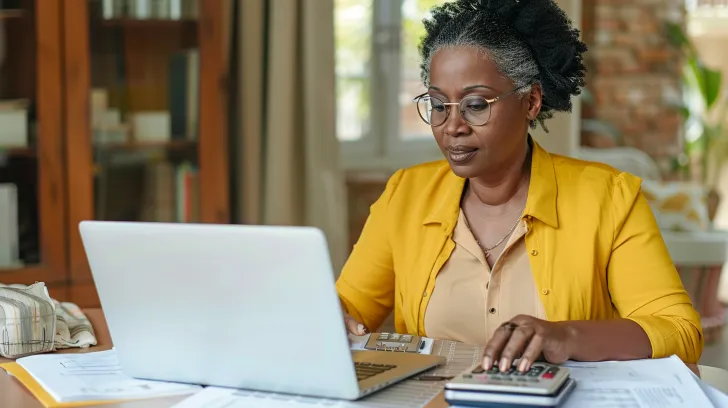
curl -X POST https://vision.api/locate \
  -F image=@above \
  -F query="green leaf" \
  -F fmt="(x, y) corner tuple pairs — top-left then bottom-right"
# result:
(704, 67), (723, 110)
(665, 21), (696, 57)
(667, 101), (691, 119)
(687, 59), (723, 110)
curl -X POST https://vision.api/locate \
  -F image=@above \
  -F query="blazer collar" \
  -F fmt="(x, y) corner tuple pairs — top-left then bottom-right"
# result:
(423, 137), (559, 231)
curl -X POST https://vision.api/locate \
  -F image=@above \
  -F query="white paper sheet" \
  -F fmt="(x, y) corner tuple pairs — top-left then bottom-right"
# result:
(16, 349), (202, 402)
(693, 372), (728, 408)
(171, 387), (350, 408)
(561, 355), (716, 408)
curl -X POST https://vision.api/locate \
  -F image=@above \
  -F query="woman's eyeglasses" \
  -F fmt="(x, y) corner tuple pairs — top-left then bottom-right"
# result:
(413, 84), (530, 127)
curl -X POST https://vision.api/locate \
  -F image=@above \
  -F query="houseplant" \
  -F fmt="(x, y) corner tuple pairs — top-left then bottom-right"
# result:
(666, 21), (727, 220)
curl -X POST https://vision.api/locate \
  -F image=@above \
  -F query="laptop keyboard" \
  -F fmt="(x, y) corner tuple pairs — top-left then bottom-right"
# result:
(355, 362), (397, 381)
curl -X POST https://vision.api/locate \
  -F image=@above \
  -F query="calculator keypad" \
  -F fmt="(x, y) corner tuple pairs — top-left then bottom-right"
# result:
(364, 332), (421, 353)
(471, 364), (560, 382)
(376, 333), (414, 343)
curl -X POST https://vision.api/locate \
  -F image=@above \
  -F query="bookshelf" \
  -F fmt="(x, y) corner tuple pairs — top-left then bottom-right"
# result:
(0, 0), (67, 301)
(0, 0), (231, 307)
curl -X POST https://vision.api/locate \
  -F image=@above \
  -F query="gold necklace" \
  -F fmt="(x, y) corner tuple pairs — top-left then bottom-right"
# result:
(473, 214), (523, 259)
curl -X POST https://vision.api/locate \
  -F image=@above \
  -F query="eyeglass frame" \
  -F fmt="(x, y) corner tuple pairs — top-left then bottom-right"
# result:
(412, 83), (532, 127)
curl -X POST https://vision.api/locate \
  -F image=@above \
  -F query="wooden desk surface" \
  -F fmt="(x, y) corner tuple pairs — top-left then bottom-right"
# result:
(1, 309), (726, 407)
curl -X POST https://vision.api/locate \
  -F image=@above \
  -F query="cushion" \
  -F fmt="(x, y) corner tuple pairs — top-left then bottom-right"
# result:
(640, 180), (710, 232)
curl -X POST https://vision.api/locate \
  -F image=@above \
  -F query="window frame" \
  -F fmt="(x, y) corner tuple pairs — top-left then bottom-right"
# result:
(338, 0), (443, 171)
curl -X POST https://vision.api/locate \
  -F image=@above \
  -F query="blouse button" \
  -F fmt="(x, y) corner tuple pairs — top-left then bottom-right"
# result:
(489, 307), (497, 314)
(530, 249), (538, 256)
(541, 289), (550, 295)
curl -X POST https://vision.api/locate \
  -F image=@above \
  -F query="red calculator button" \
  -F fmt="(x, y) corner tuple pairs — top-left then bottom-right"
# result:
(542, 373), (554, 379)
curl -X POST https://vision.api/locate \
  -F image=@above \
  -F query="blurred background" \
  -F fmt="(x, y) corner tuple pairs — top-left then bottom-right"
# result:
(0, 0), (726, 366)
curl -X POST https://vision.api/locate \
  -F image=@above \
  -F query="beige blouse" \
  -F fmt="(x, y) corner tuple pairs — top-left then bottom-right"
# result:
(424, 209), (547, 345)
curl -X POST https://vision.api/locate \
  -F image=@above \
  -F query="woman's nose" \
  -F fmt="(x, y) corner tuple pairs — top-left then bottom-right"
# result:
(443, 106), (470, 137)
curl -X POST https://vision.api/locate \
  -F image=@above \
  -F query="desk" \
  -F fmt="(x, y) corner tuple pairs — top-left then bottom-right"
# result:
(2, 309), (727, 408)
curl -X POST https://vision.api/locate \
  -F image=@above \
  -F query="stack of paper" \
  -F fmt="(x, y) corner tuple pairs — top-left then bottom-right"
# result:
(170, 354), (728, 408)
(11, 349), (201, 403)
(560, 355), (726, 408)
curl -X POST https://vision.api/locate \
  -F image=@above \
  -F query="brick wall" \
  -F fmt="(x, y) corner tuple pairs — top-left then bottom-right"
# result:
(581, 0), (686, 175)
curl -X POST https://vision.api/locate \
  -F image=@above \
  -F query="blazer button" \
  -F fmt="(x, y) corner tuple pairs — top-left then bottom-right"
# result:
(541, 289), (550, 295)
(530, 249), (538, 256)
(423, 291), (428, 297)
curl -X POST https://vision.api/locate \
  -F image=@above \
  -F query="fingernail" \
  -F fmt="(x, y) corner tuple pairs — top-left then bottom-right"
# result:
(483, 356), (492, 369)
(518, 360), (528, 372)
(357, 324), (365, 335)
(500, 358), (508, 372)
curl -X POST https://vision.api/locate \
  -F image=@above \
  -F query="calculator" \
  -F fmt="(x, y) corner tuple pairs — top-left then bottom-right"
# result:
(444, 362), (576, 407)
(363, 332), (424, 353)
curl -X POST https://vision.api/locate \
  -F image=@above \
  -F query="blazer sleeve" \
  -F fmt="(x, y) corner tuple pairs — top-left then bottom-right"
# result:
(607, 173), (704, 363)
(336, 169), (404, 332)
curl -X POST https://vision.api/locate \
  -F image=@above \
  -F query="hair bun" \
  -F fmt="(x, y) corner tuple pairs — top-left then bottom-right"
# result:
(477, 0), (588, 111)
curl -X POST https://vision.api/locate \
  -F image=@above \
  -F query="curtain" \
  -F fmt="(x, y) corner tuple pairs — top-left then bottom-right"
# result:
(235, 0), (349, 273)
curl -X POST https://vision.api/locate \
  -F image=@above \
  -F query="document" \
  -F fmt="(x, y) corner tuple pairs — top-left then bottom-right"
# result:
(15, 349), (202, 402)
(171, 387), (351, 408)
(561, 355), (717, 408)
(694, 374), (728, 408)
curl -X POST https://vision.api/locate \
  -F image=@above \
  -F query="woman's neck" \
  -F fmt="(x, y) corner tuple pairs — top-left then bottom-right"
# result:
(468, 142), (531, 207)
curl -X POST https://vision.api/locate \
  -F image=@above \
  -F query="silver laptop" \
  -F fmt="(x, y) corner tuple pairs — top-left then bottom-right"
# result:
(78, 221), (445, 400)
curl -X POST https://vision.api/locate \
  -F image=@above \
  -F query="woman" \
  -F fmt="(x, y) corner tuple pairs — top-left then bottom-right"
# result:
(336, 0), (703, 373)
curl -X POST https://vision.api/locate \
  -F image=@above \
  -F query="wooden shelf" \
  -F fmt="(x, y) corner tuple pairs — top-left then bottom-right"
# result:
(0, 265), (66, 287)
(0, 264), (33, 274)
(0, 10), (23, 20)
(0, 147), (36, 157)
(94, 140), (197, 151)
(101, 18), (197, 29)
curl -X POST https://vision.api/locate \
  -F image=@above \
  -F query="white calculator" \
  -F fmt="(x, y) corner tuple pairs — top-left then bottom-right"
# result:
(444, 362), (576, 407)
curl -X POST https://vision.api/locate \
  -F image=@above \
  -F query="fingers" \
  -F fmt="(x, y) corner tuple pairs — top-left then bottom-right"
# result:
(517, 333), (543, 372)
(482, 322), (516, 370)
(499, 324), (535, 372)
(344, 314), (369, 336)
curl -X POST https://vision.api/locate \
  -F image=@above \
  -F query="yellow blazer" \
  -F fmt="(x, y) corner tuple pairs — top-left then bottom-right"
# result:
(337, 140), (703, 363)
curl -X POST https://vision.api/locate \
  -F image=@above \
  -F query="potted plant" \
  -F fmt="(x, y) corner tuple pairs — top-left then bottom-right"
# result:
(666, 21), (727, 221)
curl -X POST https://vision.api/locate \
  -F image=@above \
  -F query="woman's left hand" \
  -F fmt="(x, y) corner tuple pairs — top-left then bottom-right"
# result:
(482, 315), (575, 373)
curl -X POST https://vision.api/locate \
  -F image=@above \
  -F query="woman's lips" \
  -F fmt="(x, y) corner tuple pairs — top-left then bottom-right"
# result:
(446, 146), (478, 163)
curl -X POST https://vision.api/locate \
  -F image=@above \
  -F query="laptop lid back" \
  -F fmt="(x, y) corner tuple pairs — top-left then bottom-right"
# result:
(79, 221), (360, 400)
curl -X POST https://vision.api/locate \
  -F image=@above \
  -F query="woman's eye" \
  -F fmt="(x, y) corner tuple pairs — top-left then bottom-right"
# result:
(431, 103), (446, 112)
(466, 101), (489, 112)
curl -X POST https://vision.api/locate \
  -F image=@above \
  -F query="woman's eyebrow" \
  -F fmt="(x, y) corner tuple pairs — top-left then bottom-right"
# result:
(428, 85), (496, 92)
(463, 84), (496, 91)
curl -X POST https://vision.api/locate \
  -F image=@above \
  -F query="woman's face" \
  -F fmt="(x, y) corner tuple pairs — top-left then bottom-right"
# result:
(427, 46), (541, 179)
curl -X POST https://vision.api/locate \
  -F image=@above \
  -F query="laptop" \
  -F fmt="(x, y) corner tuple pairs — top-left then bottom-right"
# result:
(78, 221), (445, 400)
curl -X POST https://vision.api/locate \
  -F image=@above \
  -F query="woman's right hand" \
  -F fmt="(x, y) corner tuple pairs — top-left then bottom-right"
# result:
(344, 313), (369, 336)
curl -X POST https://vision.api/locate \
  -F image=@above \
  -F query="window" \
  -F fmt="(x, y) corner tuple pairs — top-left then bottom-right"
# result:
(334, 0), (454, 170)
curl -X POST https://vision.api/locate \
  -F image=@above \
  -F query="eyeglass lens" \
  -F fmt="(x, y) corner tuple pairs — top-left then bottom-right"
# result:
(417, 95), (492, 126)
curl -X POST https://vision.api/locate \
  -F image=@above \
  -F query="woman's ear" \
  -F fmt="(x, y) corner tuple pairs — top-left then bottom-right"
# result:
(526, 84), (543, 122)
